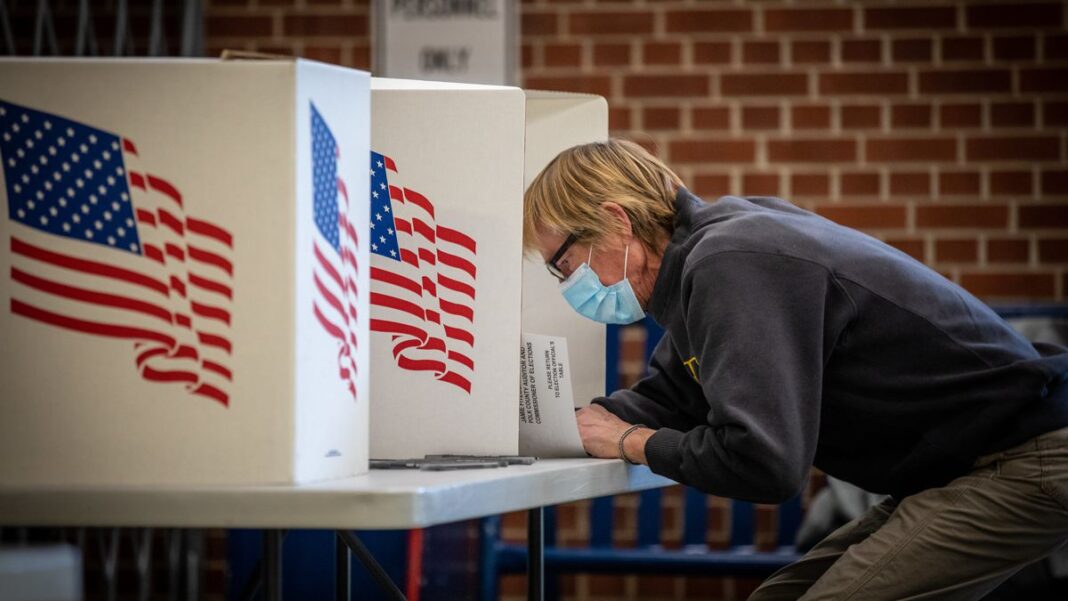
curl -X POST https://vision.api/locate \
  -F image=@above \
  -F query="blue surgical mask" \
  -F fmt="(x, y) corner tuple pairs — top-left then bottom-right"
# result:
(559, 245), (646, 325)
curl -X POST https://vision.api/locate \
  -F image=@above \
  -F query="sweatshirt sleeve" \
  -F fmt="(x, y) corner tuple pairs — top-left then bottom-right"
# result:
(592, 332), (706, 433)
(644, 251), (849, 503)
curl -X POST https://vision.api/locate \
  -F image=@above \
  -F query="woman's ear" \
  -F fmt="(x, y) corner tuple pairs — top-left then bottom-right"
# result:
(600, 201), (634, 245)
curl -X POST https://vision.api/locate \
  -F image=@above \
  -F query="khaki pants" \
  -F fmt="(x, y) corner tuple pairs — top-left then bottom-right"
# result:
(749, 427), (1068, 601)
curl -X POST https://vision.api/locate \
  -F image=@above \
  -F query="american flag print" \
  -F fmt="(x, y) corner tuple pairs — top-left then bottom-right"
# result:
(0, 100), (235, 406)
(369, 151), (478, 393)
(310, 103), (359, 401)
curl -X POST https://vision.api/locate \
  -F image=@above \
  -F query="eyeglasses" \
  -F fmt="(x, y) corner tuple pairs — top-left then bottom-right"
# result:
(545, 233), (579, 281)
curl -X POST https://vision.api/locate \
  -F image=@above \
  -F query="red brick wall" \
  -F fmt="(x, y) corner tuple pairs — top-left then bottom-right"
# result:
(201, 0), (1068, 303)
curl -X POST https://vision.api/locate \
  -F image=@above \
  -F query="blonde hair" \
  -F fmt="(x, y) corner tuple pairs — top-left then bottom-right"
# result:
(523, 139), (683, 254)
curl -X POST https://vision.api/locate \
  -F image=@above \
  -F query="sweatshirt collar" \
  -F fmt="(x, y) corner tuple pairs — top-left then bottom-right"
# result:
(647, 187), (702, 324)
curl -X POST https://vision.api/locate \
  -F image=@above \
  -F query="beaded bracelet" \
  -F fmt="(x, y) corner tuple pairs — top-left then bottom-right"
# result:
(618, 424), (646, 465)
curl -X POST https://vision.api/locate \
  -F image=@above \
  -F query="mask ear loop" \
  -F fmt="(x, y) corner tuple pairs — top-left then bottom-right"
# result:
(587, 245), (593, 265)
(623, 244), (630, 279)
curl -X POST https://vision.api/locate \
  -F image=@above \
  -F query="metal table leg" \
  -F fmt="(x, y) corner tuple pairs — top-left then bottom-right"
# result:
(335, 532), (351, 601)
(262, 529), (284, 601)
(336, 530), (406, 601)
(528, 507), (544, 601)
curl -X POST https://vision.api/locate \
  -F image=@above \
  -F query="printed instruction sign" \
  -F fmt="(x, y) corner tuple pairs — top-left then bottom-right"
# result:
(374, 0), (517, 85)
(519, 333), (586, 457)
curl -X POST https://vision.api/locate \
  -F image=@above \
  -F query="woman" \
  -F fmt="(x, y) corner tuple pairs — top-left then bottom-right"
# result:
(524, 139), (1068, 600)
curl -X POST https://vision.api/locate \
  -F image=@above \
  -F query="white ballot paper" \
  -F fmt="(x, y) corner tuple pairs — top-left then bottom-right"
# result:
(519, 333), (588, 457)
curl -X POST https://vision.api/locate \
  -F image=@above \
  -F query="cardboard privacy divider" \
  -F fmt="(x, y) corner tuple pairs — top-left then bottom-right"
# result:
(521, 90), (608, 409)
(0, 58), (371, 486)
(367, 80), (607, 458)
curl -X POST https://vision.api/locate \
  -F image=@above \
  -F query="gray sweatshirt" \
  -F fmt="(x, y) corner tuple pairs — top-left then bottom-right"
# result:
(594, 189), (1068, 503)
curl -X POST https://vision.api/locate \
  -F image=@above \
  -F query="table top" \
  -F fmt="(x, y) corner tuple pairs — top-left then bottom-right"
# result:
(0, 459), (674, 530)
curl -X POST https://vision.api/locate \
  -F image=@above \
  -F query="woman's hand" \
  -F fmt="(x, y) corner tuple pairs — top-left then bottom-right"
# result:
(576, 404), (652, 464)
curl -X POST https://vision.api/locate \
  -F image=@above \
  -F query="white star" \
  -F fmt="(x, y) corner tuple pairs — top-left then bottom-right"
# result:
(27, 200), (34, 209)
(104, 211), (112, 220)
(369, 169), (375, 176)
(79, 144), (87, 153)
(52, 172), (60, 181)
(66, 188), (74, 197)
(58, 198), (66, 207)
(90, 194), (98, 204)
(57, 137), (65, 146)
(80, 205), (89, 214)
(116, 166), (124, 175)
(372, 243), (378, 252)
(39, 156), (46, 165)
(85, 169), (93, 179)
(34, 130), (42, 139)
(110, 141), (118, 151)
(48, 147), (56, 156)
(375, 213), (382, 221)
(12, 184), (19, 193)
(76, 179), (84, 188)
(125, 218), (133, 227)
(30, 165), (38, 174)
(120, 192), (128, 201)
(1, 107), (7, 116)
(380, 183), (386, 190)
(377, 160), (383, 168)
(106, 176), (115, 186)
(94, 220), (102, 230)
(72, 214), (81, 223)
(97, 185), (106, 195)
(111, 201), (119, 211)
(49, 207), (57, 216)
(40, 216), (47, 225)
(62, 162), (70, 172)
(387, 228), (394, 235)
(62, 223), (70, 232)
(35, 191), (43, 200)
(2, 133), (8, 141)
(383, 206), (390, 213)
(5, 159), (12, 167)
(372, 191), (379, 198)
(16, 209), (24, 218)
(370, 223), (375, 230)
(21, 114), (28, 123)
(71, 153), (79, 163)
(88, 134), (96, 143)
(390, 249), (397, 257)
(43, 121), (50, 130)
(85, 230), (93, 239)
(107, 236), (115, 245)
(16, 148), (24, 158)
(11, 123), (19, 132)
(93, 160), (102, 169)
(118, 227), (125, 236)
(43, 181), (52, 191)
(129, 243), (137, 251)
(102, 151), (110, 160)
(379, 236), (386, 243)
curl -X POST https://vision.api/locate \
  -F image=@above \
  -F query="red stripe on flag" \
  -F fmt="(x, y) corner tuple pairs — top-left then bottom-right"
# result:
(412, 219), (435, 243)
(448, 350), (474, 370)
(122, 138), (139, 155)
(437, 274), (475, 299)
(136, 209), (156, 226)
(370, 267), (421, 297)
(197, 331), (232, 354)
(314, 243), (344, 290)
(189, 273), (232, 299)
(128, 172), (146, 190)
(418, 248), (436, 266)
(169, 276), (186, 297)
(141, 365), (199, 385)
(191, 301), (231, 326)
(400, 249), (419, 267)
(188, 245), (233, 276)
(384, 156), (397, 171)
(11, 237), (168, 297)
(175, 314), (192, 328)
(437, 226), (477, 254)
(443, 325), (474, 346)
(390, 185), (404, 201)
(165, 243), (185, 262)
(404, 190), (435, 218)
(143, 244), (165, 264)
(438, 250), (476, 279)
(314, 303), (347, 342)
(186, 218), (234, 248)
(439, 371), (472, 393)
(314, 274), (348, 323)
(193, 383), (229, 406)
(11, 299), (175, 347)
(439, 299), (474, 322)
(394, 218), (412, 235)
(11, 267), (172, 324)
(158, 209), (185, 236)
(421, 276), (436, 296)
(370, 319), (426, 341)
(395, 352), (446, 376)
(203, 361), (232, 381)
(147, 175), (183, 207)
(370, 292), (425, 321)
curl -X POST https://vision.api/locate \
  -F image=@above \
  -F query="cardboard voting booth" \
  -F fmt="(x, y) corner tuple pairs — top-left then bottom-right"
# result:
(367, 80), (607, 458)
(0, 58), (371, 486)
(368, 78), (526, 458)
(521, 91), (608, 409)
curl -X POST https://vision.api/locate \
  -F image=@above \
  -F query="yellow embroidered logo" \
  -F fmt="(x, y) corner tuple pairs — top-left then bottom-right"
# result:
(683, 356), (700, 383)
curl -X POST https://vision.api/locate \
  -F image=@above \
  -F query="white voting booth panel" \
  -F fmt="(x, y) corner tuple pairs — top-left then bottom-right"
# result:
(0, 58), (371, 486)
(522, 91), (608, 408)
(368, 78), (525, 459)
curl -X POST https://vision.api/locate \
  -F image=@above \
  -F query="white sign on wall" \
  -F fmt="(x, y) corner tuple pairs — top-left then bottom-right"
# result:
(374, 0), (517, 85)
